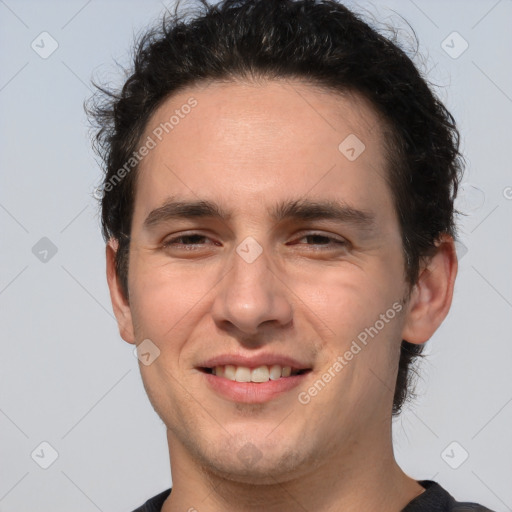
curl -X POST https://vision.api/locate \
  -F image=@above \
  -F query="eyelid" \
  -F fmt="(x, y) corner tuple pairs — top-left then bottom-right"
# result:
(162, 231), (216, 246)
(292, 231), (348, 246)
(295, 230), (346, 241)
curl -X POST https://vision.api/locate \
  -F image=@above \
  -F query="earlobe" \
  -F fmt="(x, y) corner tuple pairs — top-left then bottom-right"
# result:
(106, 239), (136, 344)
(401, 234), (458, 344)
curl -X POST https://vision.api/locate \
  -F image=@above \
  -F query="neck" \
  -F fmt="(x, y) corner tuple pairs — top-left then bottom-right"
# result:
(161, 424), (425, 512)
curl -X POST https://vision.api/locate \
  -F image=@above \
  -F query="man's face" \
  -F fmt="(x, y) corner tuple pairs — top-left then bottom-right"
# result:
(116, 80), (412, 482)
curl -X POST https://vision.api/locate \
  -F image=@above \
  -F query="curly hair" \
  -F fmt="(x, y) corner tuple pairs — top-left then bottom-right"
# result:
(86, 0), (463, 415)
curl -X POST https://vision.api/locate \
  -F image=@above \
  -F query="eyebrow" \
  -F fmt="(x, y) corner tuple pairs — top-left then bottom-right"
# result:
(143, 196), (376, 231)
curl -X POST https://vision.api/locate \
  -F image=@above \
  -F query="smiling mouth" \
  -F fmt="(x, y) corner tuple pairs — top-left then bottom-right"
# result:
(199, 365), (311, 383)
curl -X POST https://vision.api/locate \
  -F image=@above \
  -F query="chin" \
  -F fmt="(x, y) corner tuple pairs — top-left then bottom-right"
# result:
(204, 453), (307, 486)
(184, 428), (311, 484)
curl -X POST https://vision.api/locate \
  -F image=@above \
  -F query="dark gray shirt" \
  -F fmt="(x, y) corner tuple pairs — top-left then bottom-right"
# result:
(130, 480), (495, 511)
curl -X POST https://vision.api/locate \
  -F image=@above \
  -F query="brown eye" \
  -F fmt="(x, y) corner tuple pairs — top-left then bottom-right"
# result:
(162, 232), (221, 251)
(164, 234), (208, 246)
(293, 232), (347, 248)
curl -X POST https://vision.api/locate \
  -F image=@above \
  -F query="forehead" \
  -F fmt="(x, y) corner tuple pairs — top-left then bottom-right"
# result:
(134, 79), (393, 225)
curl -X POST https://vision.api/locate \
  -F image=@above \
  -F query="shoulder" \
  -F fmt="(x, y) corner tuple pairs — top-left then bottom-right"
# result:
(129, 488), (172, 512)
(402, 480), (495, 512)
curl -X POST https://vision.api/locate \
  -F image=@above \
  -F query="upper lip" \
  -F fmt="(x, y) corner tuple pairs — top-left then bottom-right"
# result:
(198, 353), (312, 371)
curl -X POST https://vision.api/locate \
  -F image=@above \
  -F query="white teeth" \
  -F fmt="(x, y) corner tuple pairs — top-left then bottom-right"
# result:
(212, 364), (301, 383)
(224, 365), (236, 380)
(234, 366), (251, 382)
(251, 365), (270, 383)
(269, 364), (282, 380)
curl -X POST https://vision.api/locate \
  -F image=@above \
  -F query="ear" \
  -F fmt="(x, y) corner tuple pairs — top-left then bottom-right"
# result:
(401, 234), (458, 344)
(106, 239), (135, 344)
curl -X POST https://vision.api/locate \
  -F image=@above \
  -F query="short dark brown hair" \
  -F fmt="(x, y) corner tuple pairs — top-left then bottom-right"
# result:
(87, 0), (463, 415)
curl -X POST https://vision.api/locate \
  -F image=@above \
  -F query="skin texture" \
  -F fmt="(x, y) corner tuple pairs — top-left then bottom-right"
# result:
(106, 79), (457, 512)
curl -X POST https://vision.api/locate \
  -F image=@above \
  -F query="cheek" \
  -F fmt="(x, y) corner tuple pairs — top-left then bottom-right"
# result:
(294, 261), (405, 342)
(127, 254), (230, 355)
(127, 257), (200, 343)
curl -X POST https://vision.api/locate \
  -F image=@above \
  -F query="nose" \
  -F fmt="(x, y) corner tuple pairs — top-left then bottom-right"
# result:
(210, 240), (293, 338)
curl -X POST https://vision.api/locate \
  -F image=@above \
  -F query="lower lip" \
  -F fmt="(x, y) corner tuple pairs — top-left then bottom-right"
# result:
(201, 371), (309, 404)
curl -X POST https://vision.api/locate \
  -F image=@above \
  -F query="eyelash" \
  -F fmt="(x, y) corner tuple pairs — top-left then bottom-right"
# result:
(161, 232), (347, 250)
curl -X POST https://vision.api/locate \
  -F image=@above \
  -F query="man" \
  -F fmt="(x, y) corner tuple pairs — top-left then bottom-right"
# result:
(87, 0), (495, 510)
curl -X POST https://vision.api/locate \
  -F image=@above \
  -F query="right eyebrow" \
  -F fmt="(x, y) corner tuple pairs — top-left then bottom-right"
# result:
(143, 197), (231, 229)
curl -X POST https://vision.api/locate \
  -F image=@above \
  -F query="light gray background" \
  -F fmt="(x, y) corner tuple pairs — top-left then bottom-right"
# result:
(1, 0), (511, 511)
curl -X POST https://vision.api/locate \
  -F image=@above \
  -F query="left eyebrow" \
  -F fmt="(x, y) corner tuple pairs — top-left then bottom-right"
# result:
(143, 195), (376, 232)
(269, 197), (376, 231)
